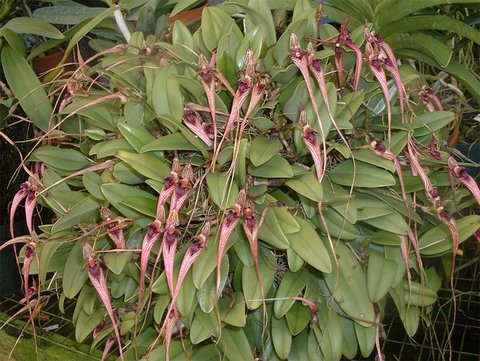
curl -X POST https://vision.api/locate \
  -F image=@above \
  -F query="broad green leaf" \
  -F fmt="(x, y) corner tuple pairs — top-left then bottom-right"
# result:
(274, 270), (307, 318)
(104, 251), (131, 275)
(354, 323), (376, 358)
(0, 28), (26, 56)
(3, 17), (64, 38)
(248, 155), (293, 178)
(242, 249), (276, 309)
(172, 20), (194, 49)
(206, 172), (239, 209)
(176, 270), (197, 318)
(52, 197), (100, 233)
(376, 0), (480, 27)
(340, 317), (358, 360)
(362, 212), (409, 235)
(31, 146), (89, 171)
(352, 150), (395, 172)
(33, 6), (105, 25)
(218, 327), (253, 361)
(151, 66), (183, 121)
(113, 162), (144, 184)
(121, 196), (156, 218)
(287, 248), (305, 272)
(235, 26), (264, 68)
(141, 133), (198, 152)
(330, 160), (396, 188)
(286, 217), (332, 273)
(379, 15), (480, 46)
(1, 45), (53, 131)
(249, 136), (283, 167)
(367, 251), (398, 302)
(75, 307), (104, 343)
(286, 172), (323, 202)
(117, 121), (156, 152)
(271, 205), (301, 235)
(272, 316), (292, 360)
(201, 7), (236, 52)
(285, 302), (311, 336)
(419, 215), (480, 256)
(91, 139), (134, 158)
(258, 207), (290, 250)
(412, 111), (455, 137)
(307, 329), (322, 361)
(190, 307), (218, 344)
(116, 150), (170, 181)
(386, 33), (453, 68)
(101, 183), (157, 219)
(403, 281), (438, 307)
(369, 231), (402, 246)
(220, 291), (246, 327)
(197, 257), (229, 314)
(324, 242), (374, 326)
(313, 208), (359, 240)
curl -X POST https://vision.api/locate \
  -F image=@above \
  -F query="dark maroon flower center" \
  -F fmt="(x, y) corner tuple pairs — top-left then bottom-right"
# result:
(25, 246), (34, 258)
(238, 79), (250, 94)
(457, 168), (470, 181)
(245, 216), (256, 229)
(164, 176), (175, 189)
(374, 142), (386, 153)
(202, 72), (212, 84)
(304, 130), (317, 144)
(292, 48), (303, 59)
(184, 111), (196, 124)
(89, 264), (101, 278)
(311, 58), (322, 72)
(429, 187), (440, 199)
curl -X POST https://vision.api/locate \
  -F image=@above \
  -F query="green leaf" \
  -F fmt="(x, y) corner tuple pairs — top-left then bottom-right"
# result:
(272, 316), (292, 360)
(285, 172), (323, 202)
(235, 26), (264, 68)
(75, 308), (104, 343)
(386, 33), (453, 68)
(172, 20), (195, 49)
(1, 44), (53, 131)
(367, 251), (398, 302)
(249, 136), (283, 167)
(190, 307), (218, 344)
(369, 231), (402, 246)
(220, 291), (246, 327)
(206, 172), (239, 209)
(419, 215), (480, 256)
(352, 150), (395, 172)
(412, 111), (455, 137)
(101, 183), (157, 219)
(330, 160), (396, 188)
(33, 6), (105, 25)
(285, 302), (311, 336)
(324, 242), (374, 327)
(379, 15), (480, 46)
(141, 133), (199, 152)
(313, 208), (360, 241)
(201, 7), (236, 52)
(375, 0), (480, 27)
(197, 257), (229, 314)
(176, 270), (197, 318)
(104, 251), (131, 275)
(274, 270), (307, 318)
(258, 207), (290, 250)
(121, 196), (156, 218)
(117, 121), (156, 152)
(2, 17), (65, 39)
(242, 249), (276, 310)
(354, 323), (376, 358)
(116, 150), (170, 181)
(151, 66), (183, 121)
(248, 155), (293, 178)
(287, 248), (305, 272)
(52, 197), (100, 233)
(286, 217), (332, 273)
(218, 327), (253, 361)
(340, 317), (358, 360)
(31, 146), (89, 171)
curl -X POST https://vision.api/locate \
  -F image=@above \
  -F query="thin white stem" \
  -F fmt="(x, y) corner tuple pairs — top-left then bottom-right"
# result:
(113, 6), (131, 43)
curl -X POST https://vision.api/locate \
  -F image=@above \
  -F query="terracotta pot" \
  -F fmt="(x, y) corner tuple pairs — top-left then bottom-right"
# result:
(169, 2), (207, 25)
(32, 50), (74, 80)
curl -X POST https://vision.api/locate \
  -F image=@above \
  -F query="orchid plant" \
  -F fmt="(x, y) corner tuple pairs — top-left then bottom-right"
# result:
(2, 1), (480, 361)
